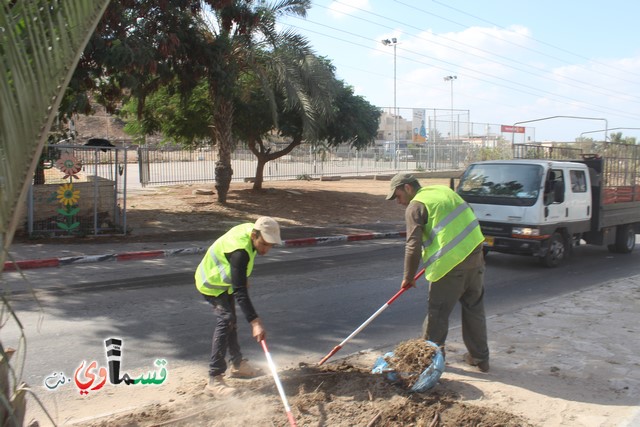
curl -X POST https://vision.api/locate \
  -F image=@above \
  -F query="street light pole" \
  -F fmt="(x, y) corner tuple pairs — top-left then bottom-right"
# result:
(382, 38), (398, 152)
(444, 75), (457, 142)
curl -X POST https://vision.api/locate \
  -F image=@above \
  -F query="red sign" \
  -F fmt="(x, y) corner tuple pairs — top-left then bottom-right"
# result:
(501, 125), (525, 134)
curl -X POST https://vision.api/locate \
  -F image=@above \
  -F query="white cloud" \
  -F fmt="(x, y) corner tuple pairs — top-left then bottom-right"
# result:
(349, 17), (640, 141)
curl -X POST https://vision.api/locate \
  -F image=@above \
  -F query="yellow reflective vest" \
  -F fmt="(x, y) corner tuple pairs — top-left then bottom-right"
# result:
(195, 223), (256, 296)
(412, 185), (484, 282)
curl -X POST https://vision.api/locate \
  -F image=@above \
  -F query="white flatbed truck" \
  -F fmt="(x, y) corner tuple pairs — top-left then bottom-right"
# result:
(456, 143), (640, 267)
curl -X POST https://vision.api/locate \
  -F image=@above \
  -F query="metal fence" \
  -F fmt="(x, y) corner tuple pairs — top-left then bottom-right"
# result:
(23, 140), (594, 237)
(512, 144), (584, 160)
(23, 144), (127, 237)
(137, 142), (485, 187)
(379, 107), (536, 146)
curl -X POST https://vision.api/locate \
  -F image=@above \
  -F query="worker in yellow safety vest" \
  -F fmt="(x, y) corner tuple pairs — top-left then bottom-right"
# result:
(195, 216), (283, 397)
(387, 173), (490, 372)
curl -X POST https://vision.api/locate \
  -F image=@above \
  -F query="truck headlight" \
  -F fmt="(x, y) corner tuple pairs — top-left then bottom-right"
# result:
(512, 227), (540, 237)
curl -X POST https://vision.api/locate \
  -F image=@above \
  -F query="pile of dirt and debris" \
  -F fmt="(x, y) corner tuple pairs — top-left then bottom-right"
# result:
(83, 361), (532, 427)
(382, 339), (439, 389)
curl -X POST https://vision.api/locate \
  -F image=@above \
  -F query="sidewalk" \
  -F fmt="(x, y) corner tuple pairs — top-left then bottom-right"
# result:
(327, 275), (640, 427)
(3, 222), (406, 271)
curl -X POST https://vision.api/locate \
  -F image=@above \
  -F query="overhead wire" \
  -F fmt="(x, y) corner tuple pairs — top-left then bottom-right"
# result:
(274, 0), (640, 131)
(321, 0), (640, 104)
(283, 19), (527, 111)
(428, 0), (640, 83)
(282, 16), (639, 121)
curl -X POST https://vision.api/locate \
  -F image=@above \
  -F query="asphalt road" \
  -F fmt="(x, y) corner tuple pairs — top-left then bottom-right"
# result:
(4, 238), (640, 389)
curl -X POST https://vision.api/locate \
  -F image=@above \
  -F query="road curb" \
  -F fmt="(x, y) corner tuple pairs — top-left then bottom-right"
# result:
(3, 231), (406, 272)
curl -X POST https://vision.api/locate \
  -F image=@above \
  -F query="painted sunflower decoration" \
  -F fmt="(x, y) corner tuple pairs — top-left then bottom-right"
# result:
(54, 151), (82, 232)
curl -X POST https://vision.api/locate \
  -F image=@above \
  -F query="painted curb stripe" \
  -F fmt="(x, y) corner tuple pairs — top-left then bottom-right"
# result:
(284, 238), (319, 247)
(3, 258), (60, 271)
(116, 250), (165, 261)
(3, 232), (406, 271)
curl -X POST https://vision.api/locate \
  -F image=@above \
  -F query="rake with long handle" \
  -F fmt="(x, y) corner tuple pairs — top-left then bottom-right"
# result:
(318, 267), (426, 366)
(260, 339), (297, 427)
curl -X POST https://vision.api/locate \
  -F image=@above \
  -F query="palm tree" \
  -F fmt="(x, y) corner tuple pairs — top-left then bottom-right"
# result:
(1, 2), (111, 424)
(65, 1), (333, 201)
(200, 0), (326, 202)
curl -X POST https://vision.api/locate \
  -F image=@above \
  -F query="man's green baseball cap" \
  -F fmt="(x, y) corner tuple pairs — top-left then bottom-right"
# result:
(386, 173), (418, 200)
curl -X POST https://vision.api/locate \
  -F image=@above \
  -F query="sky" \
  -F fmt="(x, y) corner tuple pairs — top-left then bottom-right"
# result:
(277, 0), (640, 143)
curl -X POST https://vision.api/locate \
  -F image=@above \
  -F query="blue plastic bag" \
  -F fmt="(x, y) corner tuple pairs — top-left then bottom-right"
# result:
(371, 340), (445, 392)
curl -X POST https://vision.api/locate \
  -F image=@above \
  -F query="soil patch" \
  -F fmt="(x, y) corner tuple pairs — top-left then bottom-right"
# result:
(15, 177), (430, 244)
(81, 360), (532, 427)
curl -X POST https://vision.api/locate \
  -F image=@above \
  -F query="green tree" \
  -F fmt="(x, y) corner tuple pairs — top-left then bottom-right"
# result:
(236, 78), (380, 190)
(120, 82), (214, 146)
(198, 0), (322, 202)
(62, 0), (208, 120)
(575, 136), (597, 153)
(609, 132), (637, 145)
(66, 0), (320, 203)
(121, 51), (380, 191)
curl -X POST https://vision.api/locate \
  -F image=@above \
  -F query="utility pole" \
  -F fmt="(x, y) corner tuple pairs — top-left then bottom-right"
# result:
(444, 75), (457, 142)
(382, 38), (398, 153)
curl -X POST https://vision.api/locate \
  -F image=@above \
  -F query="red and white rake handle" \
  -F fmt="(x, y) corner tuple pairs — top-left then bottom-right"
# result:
(318, 267), (426, 366)
(260, 339), (297, 427)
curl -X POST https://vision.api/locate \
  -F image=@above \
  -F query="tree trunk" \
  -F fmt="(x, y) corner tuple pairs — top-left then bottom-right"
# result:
(215, 159), (232, 202)
(248, 136), (304, 191)
(253, 156), (267, 190)
(211, 99), (234, 203)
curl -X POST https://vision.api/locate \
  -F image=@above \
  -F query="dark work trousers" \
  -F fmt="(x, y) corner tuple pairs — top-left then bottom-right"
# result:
(422, 265), (490, 362)
(204, 293), (243, 377)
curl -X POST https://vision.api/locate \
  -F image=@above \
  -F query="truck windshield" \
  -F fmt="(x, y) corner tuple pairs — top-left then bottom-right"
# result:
(457, 163), (543, 206)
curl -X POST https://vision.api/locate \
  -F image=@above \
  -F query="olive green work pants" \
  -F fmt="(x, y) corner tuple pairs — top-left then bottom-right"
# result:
(422, 265), (490, 361)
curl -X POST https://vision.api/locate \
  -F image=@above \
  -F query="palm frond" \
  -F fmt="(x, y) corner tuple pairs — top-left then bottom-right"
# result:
(0, 0), (111, 265)
(266, 0), (310, 19)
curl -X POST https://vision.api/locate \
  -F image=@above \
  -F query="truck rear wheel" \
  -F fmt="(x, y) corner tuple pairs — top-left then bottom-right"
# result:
(608, 224), (636, 254)
(540, 232), (567, 268)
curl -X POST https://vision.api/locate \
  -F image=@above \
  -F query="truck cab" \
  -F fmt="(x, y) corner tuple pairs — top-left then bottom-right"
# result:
(457, 160), (593, 266)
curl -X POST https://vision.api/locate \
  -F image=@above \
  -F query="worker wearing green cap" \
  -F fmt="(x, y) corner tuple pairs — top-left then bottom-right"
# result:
(387, 173), (490, 372)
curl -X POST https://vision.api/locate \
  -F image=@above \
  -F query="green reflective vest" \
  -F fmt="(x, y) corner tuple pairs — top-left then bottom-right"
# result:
(195, 223), (256, 296)
(412, 185), (484, 282)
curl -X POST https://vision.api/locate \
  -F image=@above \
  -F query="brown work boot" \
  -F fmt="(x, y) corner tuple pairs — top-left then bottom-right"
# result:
(463, 353), (490, 372)
(228, 359), (264, 378)
(205, 375), (236, 398)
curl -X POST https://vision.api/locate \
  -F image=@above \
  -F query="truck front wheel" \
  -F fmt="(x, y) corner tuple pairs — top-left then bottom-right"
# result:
(608, 224), (636, 254)
(540, 232), (567, 268)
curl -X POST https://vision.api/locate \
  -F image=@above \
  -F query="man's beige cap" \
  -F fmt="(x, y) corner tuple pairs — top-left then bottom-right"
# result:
(254, 216), (283, 245)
